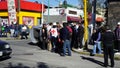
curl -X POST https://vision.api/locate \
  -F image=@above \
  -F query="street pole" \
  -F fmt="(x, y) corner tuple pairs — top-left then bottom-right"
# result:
(63, 0), (67, 22)
(47, 0), (50, 23)
(41, 0), (44, 25)
(18, 0), (20, 24)
(92, 0), (96, 29)
(18, 0), (20, 12)
(83, 0), (88, 50)
(104, 0), (108, 26)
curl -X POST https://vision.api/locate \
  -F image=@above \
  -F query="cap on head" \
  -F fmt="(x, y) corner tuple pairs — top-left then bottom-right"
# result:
(53, 23), (56, 25)
(117, 22), (120, 25)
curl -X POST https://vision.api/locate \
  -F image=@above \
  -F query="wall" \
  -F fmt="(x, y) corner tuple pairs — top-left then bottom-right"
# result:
(108, 2), (120, 30)
(0, 11), (41, 28)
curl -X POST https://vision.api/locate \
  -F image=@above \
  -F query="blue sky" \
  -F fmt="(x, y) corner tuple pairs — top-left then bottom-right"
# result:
(29, 0), (82, 7)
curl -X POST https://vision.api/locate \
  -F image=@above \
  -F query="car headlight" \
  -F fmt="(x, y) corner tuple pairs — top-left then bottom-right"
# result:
(0, 51), (3, 56)
(5, 44), (10, 48)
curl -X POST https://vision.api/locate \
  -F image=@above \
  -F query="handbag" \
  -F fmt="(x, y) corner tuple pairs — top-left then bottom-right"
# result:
(89, 38), (94, 45)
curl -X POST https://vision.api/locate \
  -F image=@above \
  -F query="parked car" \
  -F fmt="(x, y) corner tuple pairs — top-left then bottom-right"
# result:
(0, 40), (12, 59)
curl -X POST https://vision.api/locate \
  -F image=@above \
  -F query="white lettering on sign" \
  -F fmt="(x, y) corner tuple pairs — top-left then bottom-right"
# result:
(7, 0), (17, 24)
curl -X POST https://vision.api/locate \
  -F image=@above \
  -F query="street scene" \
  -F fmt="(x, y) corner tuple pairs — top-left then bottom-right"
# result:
(0, 0), (120, 68)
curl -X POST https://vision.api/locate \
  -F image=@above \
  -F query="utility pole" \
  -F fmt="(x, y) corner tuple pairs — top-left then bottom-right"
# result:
(47, 0), (50, 23)
(83, 0), (88, 50)
(18, 0), (20, 12)
(41, 0), (44, 25)
(63, 0), (67, 22)
(18, 0), (20, 24)
(104, 0), (108, 26)
(92, 0), (96, 29)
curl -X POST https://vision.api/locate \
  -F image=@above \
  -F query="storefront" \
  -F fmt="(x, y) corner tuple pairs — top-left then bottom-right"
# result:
(0, 0), (44, 28)
(44, 7), (83, 23)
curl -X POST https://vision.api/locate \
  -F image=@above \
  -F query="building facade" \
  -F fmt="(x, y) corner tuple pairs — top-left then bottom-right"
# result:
(0, 0), (44, 28)
(44, 7), (83, 23)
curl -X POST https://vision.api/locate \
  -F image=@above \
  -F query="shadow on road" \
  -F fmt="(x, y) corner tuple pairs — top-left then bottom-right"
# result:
(5, 62), (30, 68)
(80, 56), (104, 67)
(37, 62), (49, 68)
(28, 42), (42, 49)
(0, 56), (11, 61)
(28, 42), (37, 46)
(4, 62), (50, 68)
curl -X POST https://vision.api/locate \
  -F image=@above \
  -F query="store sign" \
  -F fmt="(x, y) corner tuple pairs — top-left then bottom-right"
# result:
(7, 0), (17, 24)
(59, 9), (65, 15)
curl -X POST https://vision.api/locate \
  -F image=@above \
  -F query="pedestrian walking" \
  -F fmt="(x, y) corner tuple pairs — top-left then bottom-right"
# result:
(91, 28), (102, 56)
(102, 26), (115, 67)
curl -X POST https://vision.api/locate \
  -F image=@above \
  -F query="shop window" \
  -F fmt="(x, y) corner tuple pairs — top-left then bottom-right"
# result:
(37, 18), (41, 25)
(23, 16), (34, 26)
(69, 10), (77, 15)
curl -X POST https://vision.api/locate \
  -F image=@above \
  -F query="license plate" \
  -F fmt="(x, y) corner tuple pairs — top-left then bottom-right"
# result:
(0, 51), (3, 56)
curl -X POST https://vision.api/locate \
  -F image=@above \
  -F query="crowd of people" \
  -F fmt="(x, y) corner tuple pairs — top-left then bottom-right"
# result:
(0, 22), (29, 39)
(38, 21), (120, 67)
(39, 22), (85, 56)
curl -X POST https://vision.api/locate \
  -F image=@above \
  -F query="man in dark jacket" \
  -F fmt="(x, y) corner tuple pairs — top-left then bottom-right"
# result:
(41, 24), (48, 50)
(114, 22), (120, 52)
(102, 26), (115, 67)
(60, 23), (71, 56)
(77, 23), (84, 49)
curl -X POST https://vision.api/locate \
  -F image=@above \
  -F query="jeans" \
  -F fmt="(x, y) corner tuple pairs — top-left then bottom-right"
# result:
(10, 29), (15, 37)
(51, 36), (57, 52)
(92, 41), (102, 54)
(63, 40), (71, 56)
(117, 40), (120, 52)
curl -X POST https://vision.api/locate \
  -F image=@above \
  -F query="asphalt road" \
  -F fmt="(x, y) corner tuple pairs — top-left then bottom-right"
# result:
(0, 39), (120, 68)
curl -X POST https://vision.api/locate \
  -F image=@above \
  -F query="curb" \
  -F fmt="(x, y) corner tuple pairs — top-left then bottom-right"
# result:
(0, 37), (21, 40)
(72, 48), (120, 60)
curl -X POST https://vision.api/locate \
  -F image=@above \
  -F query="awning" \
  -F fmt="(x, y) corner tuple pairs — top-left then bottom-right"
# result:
(67, 16), (82, 22)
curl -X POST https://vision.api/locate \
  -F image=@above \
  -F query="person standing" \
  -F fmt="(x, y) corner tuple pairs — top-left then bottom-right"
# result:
(9, 22), (15, 38)
(41, 24), (48, 50)
(14, 23), (20, 38)
(77, 23), (84, 50)
(91, 28), (102, 55)
(102, 26), (115, 67)
(20, 24), (29, 39)
(71, 23), (77, 49)
(114, 22), (120, 52)
(60, 23), (71, 56)
(47, 23), (53, 51)
(49, 23), (58, 52)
